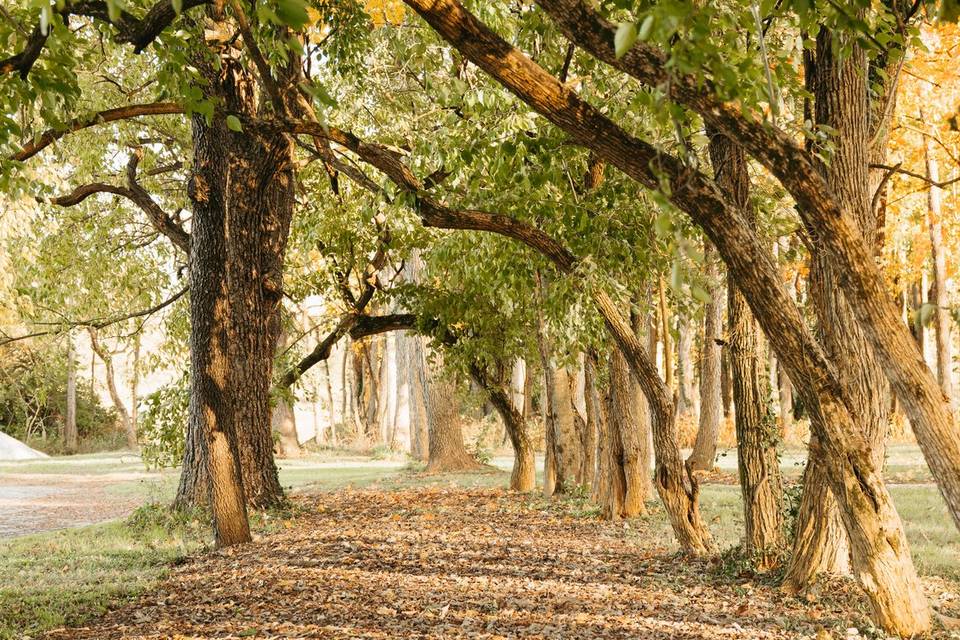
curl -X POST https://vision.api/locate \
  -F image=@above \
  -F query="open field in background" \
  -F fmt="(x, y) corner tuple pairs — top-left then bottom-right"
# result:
(0, 445), (956, 639)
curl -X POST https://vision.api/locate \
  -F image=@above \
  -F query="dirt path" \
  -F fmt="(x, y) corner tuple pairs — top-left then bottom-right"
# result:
(0, 473), (145, 538)
(42, 486), (959, 640)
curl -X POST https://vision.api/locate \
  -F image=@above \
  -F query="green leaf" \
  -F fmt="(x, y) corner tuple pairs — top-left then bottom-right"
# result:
(226, 115), (243, 132)
(106, 0), (122, 22)
(637, 15), (655, 41)
(614, 22), (638, 59)
(276, 0), (310, 29)
(171, 0), (183, 14)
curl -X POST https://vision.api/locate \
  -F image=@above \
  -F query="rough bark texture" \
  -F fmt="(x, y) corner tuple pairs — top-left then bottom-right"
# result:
(687, 250), (724, 471)
(176, 109), (250, 546)
(709, 130), (784, 569)
(226, 102), (294, 507)
(399, 0), (929, 630)
(785, 28), (890, 589)
(603, 347), (650, 519)
(423, 358), (483, 473)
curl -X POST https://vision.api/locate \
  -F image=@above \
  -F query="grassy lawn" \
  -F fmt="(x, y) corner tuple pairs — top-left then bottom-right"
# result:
(0, 447), (957, 639)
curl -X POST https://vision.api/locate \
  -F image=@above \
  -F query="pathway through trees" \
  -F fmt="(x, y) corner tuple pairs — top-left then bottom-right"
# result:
(45, 487), (960, 639)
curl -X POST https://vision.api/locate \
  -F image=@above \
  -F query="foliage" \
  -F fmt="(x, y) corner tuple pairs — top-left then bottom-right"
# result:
(0, 341), (116, 450)
(138, 374), (190, 469)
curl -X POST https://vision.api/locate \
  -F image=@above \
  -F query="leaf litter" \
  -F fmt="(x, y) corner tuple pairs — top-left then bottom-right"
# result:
(43, 486), (960, 639)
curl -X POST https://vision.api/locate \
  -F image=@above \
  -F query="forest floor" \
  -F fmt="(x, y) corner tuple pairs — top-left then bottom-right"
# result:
(40, 485), (960, 640)
(1, 446), (958, 639)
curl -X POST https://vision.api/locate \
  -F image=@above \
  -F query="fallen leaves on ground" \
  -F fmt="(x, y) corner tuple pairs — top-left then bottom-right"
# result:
(44, 487), (959, 639)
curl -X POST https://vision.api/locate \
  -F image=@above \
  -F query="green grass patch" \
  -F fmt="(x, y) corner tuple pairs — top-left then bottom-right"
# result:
(0, 505), (207, 640)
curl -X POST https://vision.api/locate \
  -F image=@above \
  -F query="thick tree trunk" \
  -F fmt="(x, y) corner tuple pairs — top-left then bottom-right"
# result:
(64, 332), (78, 454)
(785, 29), (890, 588)
(577, 354), (598, 488)
(551, 366), (581, 490)
(424, 356), (483, 473)
(924, 124), (954, 407)
(224, 90), (292, 510)
(603, 347), (650, 519)
(687, 250), (724, 471)
(708, 131), (784, 568)
(175, 110), (250, 546)
(87, 327), (137, 449)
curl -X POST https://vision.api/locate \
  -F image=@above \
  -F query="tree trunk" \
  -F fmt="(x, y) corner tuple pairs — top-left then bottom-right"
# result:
(224, 100), (292, 511)
(130, 333), (140, 444)
(785, 28), (890, 588)
(424, 355), (482, 473)
(471, 364), (535, 491)
(552, 366), (581, 490)
(272, 397), (300, 459)
(175, 109), (250, 546)
(64, 332), (78, 454)
(687, 249), (724, 471)
(603, 346), (650, 519)
(924, 121), (954, 408)
(708, 131), (784, 569)
(400, 9), (930, 629)
(87, 327), (137, 449)
(677, 315), (698, 421)
(578, 354), (598, 488)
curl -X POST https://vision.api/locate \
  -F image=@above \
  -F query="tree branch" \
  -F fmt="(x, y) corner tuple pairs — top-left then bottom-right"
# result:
(10, 102), (184, 162)
(0, 286), (187, 347)
(0, 0), (210, 78)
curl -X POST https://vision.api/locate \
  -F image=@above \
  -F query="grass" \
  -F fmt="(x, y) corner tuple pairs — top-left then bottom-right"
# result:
(0, 446), (957, 639)
(0, 509), (205, 640)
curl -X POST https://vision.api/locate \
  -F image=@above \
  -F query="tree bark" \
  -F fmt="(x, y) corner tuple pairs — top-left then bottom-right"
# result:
(175, 108), (250, 546)
(709, 130), (784, 569)
(87, 327), (137, 449)
(785, 28), (890, 589)
(687, 249), (724, 471)
(677, 315), (698, 421)
(423, 355), (483, 473)
(923, 121), (954, 408)
(64, 332), (78, 454)
(471, 364), (535, 491)
(603, 346), (650, 519)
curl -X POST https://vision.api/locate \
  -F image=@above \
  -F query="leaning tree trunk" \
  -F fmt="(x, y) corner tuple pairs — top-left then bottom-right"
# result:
(709, 130), (784, 569)
(400, 2), (929, 629)
(784, 28), (890, 589)
(87, 327), (137, 449)
(471, 364), (535, 491)
(175, 108), (250, 546)
(687, 248), (724, 471)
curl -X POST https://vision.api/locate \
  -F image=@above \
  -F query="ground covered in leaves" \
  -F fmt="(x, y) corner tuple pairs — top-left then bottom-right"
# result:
(44, 486), (960, 639)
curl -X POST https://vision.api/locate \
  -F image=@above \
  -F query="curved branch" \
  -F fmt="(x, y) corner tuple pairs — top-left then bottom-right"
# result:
(10, 102), (184, 162)
(43, 150), (190, 255)
(0, 286), (187, 347)
(0, 0), (210, 78)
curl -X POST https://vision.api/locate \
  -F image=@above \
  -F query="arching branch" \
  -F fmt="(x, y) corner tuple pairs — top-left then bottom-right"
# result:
(10, 102), (184, 162)
(43, 149), (190, 254)
(0, 0), (210, 78)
